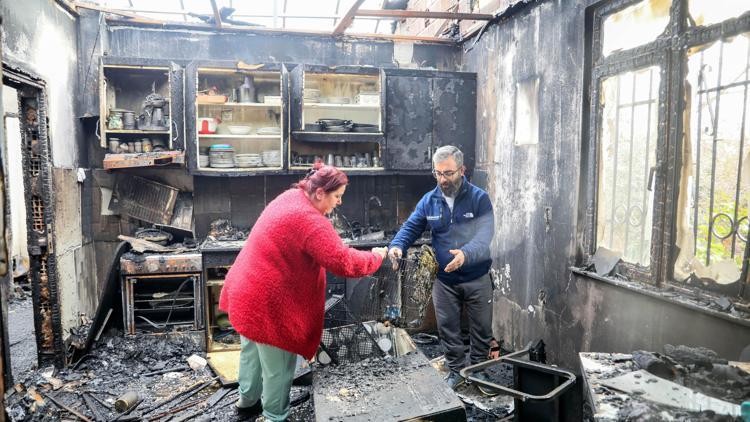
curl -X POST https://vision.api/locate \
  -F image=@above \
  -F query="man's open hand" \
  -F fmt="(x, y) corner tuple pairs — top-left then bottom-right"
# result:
(444, 249), (465, 273)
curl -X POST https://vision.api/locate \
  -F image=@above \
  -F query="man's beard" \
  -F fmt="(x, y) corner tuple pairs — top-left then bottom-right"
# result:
(439, 178), (462, 197)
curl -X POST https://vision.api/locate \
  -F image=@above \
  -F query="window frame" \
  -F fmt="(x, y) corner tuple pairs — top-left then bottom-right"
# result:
(586, 53), (670, 284)
(583, 0), (750, 292)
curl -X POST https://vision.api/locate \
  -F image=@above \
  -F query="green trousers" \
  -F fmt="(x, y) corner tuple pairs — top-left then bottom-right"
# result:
(237, 336), (297, 421)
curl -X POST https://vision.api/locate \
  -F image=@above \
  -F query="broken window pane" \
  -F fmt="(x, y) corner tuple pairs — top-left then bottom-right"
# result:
(688, 0), (750, 27)
(601, 0), (671, 57)
(597, 66), (661, 266)
(674, 33), (750, 285)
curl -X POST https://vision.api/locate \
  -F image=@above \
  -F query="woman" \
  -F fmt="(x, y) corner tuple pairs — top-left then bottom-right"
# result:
(219, 163), (387, 421)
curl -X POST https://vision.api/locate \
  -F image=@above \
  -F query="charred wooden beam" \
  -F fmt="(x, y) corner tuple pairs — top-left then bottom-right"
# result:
(82, 393), (106, 422)
(104, 17), (453, 43)
(45, 394), (94, 422)
(333, 0), (366, 35)
(356, 9), (494, 20)
(209, 0), (222, 28)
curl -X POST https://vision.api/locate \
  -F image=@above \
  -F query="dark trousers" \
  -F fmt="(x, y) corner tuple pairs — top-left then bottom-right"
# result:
(432, 273), (493, 372)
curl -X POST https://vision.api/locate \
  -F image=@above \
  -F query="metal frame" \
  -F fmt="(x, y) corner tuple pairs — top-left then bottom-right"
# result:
(583, 0), (750, 291)
(459, 348), (576, 403)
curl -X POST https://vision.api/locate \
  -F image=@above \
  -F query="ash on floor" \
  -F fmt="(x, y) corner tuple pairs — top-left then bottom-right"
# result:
(411, 333), (515, 421)
(5, 331), (313, 421)
(8, 295), (38, 381)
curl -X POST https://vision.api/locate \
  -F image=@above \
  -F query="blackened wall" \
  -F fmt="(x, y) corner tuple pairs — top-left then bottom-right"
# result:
(193, 175), (435, 239)
(463, 0), (749, 368)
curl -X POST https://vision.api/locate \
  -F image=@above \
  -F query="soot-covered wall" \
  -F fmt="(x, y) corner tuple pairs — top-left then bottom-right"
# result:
(463, 0), (749, 368)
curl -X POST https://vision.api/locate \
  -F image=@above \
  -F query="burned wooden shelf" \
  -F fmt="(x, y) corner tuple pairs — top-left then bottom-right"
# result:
(105, 129), (171, 134)
(103, 150), (185, 169)
(291, 131), (384, 143)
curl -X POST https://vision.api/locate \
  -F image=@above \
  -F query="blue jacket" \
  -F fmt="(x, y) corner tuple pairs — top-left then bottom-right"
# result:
(390, 177), (494, 283)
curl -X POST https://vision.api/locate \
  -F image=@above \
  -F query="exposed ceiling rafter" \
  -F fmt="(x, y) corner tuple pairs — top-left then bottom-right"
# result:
(333, 0), (366, 35)
(209, 0), (223, 28)
(355, 9), (494, 20)
(103, 17), (454, 44)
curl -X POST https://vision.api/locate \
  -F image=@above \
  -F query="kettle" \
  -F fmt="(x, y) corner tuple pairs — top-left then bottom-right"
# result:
(198, 117), (220, 134)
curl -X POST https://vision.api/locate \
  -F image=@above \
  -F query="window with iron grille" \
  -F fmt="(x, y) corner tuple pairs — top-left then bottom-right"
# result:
(586, 0), (750, 294)
(674, 34), (750, 285)
(597, 67), (660, 267)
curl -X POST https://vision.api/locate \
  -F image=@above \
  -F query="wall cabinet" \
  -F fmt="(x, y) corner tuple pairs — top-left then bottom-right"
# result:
(98, 58), (186, 169)
(177, 63), (476, 176)
(290, 65), (386, 172)
(385, 69), (476, 172)
(185, 61), (291, 176)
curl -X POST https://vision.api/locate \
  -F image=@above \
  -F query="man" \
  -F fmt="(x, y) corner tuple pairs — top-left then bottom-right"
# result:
(388, 145), (495, 392)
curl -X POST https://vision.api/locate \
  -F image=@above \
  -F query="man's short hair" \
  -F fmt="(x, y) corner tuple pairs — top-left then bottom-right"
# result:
(432, 145), (464, 168)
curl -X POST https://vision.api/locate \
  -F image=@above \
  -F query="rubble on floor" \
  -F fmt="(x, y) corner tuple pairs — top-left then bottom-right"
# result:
(581, 345), (748, 421)
(412, 334), (515, 421)
(8, 296), (38, 379)
(7, 327), (521, 421)
(5, 331), (313, 421)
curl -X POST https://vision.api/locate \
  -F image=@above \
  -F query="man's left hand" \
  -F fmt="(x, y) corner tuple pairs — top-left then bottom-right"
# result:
(444, 249), (465, 273)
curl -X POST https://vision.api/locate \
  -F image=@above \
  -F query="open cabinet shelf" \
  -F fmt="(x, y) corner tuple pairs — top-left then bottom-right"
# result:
(290, 66), (385, 172)
(194, 67), (285, 173)
(99, 64), (178, 163)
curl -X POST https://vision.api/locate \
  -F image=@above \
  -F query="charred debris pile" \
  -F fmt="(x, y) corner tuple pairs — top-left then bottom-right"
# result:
(5, 332), (312, 421)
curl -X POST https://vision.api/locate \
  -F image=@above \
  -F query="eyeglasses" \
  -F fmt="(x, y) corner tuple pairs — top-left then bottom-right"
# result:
(432, 169), (460, 179)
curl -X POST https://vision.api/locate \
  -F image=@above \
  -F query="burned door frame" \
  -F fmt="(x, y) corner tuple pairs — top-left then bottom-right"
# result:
(580, 0), (750, 293)
(2, 65), (65, 367)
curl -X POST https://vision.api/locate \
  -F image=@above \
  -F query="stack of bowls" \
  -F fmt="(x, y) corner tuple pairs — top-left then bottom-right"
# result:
(235, 153), (263, 168)
(209, 144), (235, 168)
(199, 154), (210, 167)
(257, 126), (281, 135)
(261, 150), (281, 166)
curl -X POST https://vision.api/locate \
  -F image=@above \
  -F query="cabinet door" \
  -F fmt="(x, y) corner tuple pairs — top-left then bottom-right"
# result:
(432, 76), (476, 172)
(386, 75), (433, 170)
(289, 64), (304, 131)
(169, 62), (185, 151)
(184, 61), (199, 170)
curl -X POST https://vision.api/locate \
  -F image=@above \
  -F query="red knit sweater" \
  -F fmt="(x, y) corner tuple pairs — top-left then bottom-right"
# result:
(218, 188), (383, 359)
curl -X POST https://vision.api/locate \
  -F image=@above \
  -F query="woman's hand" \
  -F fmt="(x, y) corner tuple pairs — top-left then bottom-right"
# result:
(388, 247), (402, 270)
(371, 247), (388, 260)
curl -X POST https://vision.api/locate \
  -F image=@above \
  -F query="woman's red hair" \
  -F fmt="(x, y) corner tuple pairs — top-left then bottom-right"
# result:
(294, 161), (348, 194)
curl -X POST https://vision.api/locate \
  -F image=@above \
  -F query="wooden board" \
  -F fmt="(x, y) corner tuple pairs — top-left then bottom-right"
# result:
(207, 350), (240, 386)
(103, 151), (185, 169)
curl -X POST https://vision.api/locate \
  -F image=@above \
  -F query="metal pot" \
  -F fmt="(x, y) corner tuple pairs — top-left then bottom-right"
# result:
(317, 119), (351, 127)
(122, 111), (136, 130)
